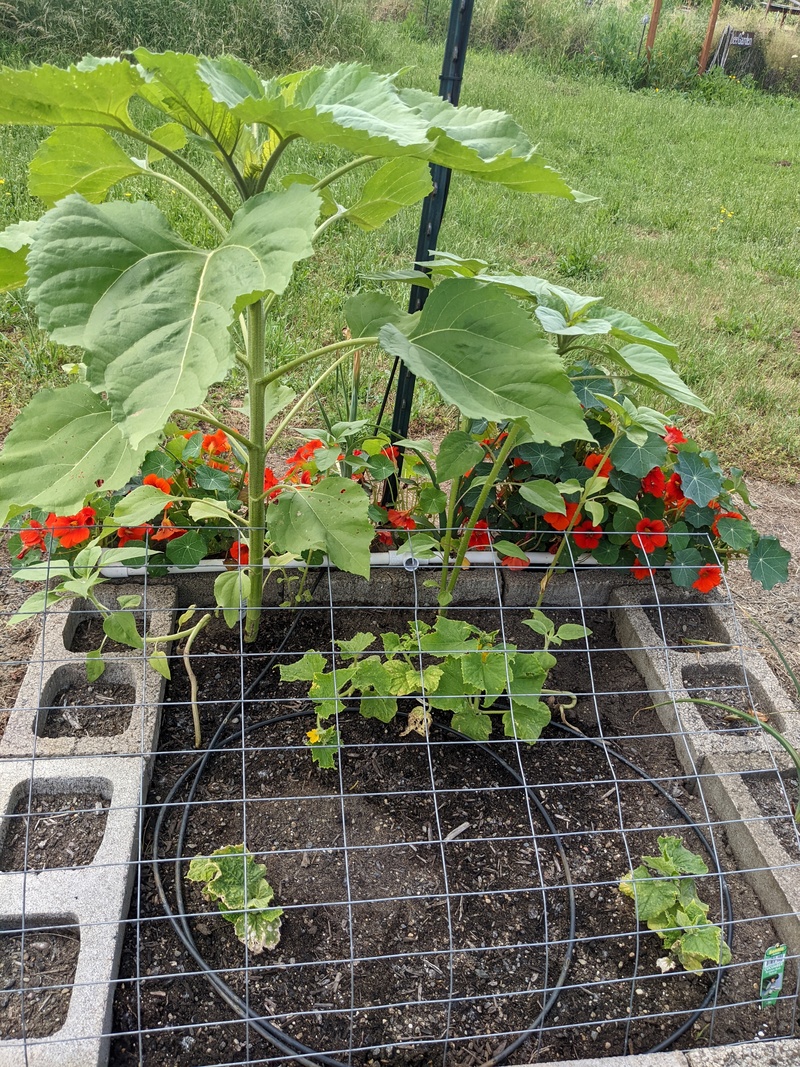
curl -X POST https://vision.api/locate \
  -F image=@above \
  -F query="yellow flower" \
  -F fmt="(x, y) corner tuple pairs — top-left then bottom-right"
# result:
(307, 728), (322, 744)
(0, 178), (4, 184)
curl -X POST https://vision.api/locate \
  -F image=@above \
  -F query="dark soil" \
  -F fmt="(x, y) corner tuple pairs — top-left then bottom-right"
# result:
(70, 612), (146, 654)
(107, 603), (796, 1065)
(0, 926), (80, 1039)
(38, 682), (136, 737)
(0, 791), (109, 872)
(642, 602), (732, 654)
(681, 663), (763, 734)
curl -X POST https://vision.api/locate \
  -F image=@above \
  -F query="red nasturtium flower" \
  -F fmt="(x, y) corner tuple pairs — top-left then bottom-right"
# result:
(229, 541), (249, 565)
(663, 425), (687, 451)
(387, 508), (416, 531)
(17, 520), (47, 559)
(468, 520), (491, 549)
(631, 557), (656, 581)
(117, 525), (153, 547)
(380, 445), (400, 462)
(143, 473), (173, 495)
(501, 554), (529, 569)
(543, 500), (582, 531)
(45, 507), (97, 549)
(631, 517), (668, 555)
(376, 529), (394, 547)
(641, 466), (666, 498)
(202, 429), (230, 455)
(584, 452), (613, 478)
(572, 520), (603, 551)
(693, 565), (722, 593)
(287, 438), (324, 469)
(664, 472), (686, 509)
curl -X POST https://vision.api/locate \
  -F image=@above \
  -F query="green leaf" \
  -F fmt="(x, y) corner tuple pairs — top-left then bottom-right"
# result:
(213, 570), (250, 629)
(398, 87), (581, 198)
(262, 382), (296, 425)
(117, 595), (142, 609)
(435, 430), (486, 483)
(426, 658), (479, 711)
(748, 536), (790, 591)
(103, 611), (144, 649)
(0, 220), (38, 292)
(148, 648), (171, 680)
(113, 485), (173, 526)
(344, 292), (414, 339)
(135, 50), (243, 155)
(676, 923), (730, 973)
(85, 649), (106, 682)
(419, 616), (479, 654)
(536, 305), (611, 336)
(307, 725), (340, 769)
(199, 60), (433, 158)
(555, 623), (591, 643)
(675, 452), (723, 508)
(655, 836), (709, 876)
(146, 121), (188, 164)
(7, 588), (67, 625)
(343, 157), (432, 231)
(188, 499), (237, 525)
(514, 441), (563, 476)
(670, 547), (704, 589)
(503, 700), (551, 742)
(419, 486), (447, 513)
(621, 868), (678, 922)
(596, 305), (677, 360)
(193, 464), (231, 491)
(518, 479), (567, 514)
(279, 651), (326, 683)
(522, 611), (554, 638)
(0, 58), (145, 130)
(337, 632), (376, 657)
(28, 186), (319, 448)
(166, 530), (207, 568)
(141, 451), (177, 480)
(379, 279), (590, 445)
(451, 708), (493, 741)
(612, 433), (668, 479)
(0, 383), (149, 524)
(268, 477), (373, 578)
(606, 491), (641, 516)
(716, 516), (754, 551)
(461, 647), (513, 696)
(30, 127), (142, 206)
(186, 845), (283, 954)
(604, 344), (710, 412)
(492, 539), (529, 561)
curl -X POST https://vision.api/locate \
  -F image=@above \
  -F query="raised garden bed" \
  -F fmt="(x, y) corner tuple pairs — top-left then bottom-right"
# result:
(3, 568), (800, 1067)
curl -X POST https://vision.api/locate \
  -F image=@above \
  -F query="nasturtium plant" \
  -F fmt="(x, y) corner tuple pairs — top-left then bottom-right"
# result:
(280, 610), (590, 767)
(619, 835), (731, 974)
(0, 52), (595, 641)
(186, 844), (283, 954)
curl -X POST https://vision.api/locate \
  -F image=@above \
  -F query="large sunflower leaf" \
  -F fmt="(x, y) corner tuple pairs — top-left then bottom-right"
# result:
(378, 278), (590, 444)
(199, 59), (433, 158)
(134, 50), (242, 155)
(0, 58), (144, 129)
(0, 383), (151, 523)
(268, 477), (373, 578)
(398, 88), (581, 197)
(28, 186), (319, 447)
(0, 220), (37, 292)
(30, 126), (143, 206)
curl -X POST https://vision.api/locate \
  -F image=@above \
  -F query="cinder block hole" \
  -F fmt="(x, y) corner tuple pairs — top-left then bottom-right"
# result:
(36, 681), (137, 738)
(743, 770), (800, 861)
(643, 602), (731, 652)
(682, 663), (764, 732)
(0, 920), (79, 1039)
(0, 779), (111, 871)
(64, 599), (148, 654)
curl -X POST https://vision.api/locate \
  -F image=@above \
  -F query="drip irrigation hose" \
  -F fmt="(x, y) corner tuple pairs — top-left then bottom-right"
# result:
(153, 707), (577, 1065)
(151, 659), (734, 1062)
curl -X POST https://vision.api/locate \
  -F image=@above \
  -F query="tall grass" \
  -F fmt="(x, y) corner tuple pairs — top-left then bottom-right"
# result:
(385, 0), (800, 95)
(0, 0), (375, 70)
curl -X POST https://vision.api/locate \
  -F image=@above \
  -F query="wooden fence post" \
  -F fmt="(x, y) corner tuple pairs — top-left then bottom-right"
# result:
(699, 0), (723, 74)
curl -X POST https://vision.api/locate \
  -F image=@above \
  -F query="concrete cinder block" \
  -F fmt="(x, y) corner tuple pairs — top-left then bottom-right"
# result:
(1, 585), (175, 759)
(0, 755), (149, 1067)
(685, 1037), (800, 1066)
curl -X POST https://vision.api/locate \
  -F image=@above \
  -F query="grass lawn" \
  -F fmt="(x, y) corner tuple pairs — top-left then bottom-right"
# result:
(1, 26), (798, 477)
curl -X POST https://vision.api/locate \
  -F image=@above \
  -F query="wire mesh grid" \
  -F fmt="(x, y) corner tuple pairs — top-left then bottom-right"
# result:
(1, 532), (799, 1066)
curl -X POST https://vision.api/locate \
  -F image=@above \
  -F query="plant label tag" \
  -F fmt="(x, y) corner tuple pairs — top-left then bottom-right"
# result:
(760, 943), (787, 1008)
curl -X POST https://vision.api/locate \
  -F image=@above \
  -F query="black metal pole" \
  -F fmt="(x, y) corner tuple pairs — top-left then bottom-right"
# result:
(382, 0), (474, 505)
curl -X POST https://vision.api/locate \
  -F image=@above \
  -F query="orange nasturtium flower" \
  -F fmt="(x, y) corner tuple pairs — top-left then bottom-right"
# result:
(45, 507), (97, 549)
(693, 565), (722, 593)
(202, 428), (230, 455)
(543, 500), (581, 531)
(631, 518), (667, 555)
(17, 520), (47, 559)
(143, 473), (173, 495)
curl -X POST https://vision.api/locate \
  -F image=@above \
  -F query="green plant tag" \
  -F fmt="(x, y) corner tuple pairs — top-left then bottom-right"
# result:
(760, 944), (786, 1008)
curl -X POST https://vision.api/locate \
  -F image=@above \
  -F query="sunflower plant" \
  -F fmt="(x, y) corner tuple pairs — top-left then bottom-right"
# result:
(0, 51), (603, 641)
